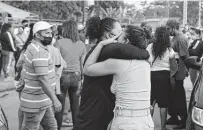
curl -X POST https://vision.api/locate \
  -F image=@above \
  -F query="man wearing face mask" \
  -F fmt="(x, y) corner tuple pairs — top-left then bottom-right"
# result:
(20, 21), (62, 130)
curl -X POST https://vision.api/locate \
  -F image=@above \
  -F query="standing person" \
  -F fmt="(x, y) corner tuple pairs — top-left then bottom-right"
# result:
(141, 22), (153, 45)
(55, 20), (86, 127)
(188, 27), (203, 85)
(56, 25), (63, 40)
(21, 20), (29, 29)
(0, 23), (16, 80)
(20, 21), (62, 130)
(73, 17), (150, 130)
(21, 19), (30, 42)
(166, 19), (189, 129)
(13, 27), (27, 80)
(15, 23), (34, 130)
(147, 26), (175, 130)
(0, 20), (4, 75)
(48, 44), (67, 130)
(83, 25), (154, 130)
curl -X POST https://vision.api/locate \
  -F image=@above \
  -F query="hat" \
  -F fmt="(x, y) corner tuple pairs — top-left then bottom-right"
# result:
(33, 21), (53, 36)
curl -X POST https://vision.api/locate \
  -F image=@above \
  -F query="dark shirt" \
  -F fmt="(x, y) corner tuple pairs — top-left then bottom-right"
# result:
(172, 32), (189, 80)
(0, 31), (16, 52)
(74, 44), (149, 130)
(188, 39), (203, 58)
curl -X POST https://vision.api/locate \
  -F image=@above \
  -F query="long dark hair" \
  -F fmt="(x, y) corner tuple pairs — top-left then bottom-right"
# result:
(152, 26), (171, 59)
(86, 16), (117, 43)
(21, 23), (35, 52)
(62, 20), (80, 43)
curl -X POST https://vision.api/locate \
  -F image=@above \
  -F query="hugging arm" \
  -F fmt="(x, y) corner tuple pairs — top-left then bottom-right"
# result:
(98, 43), (149, 61)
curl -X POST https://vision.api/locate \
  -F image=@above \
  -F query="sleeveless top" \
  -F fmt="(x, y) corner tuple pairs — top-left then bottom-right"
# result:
(111, 60), (151, 110)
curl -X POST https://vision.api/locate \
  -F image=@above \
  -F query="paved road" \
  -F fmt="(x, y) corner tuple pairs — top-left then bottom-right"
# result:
(0, 76), (193, 130)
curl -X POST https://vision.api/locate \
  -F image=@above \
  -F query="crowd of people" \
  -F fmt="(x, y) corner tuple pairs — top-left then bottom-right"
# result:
(0, 16), (202, 130)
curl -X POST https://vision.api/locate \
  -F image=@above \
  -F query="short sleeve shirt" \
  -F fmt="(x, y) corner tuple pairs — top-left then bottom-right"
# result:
(20, 40), (56, 112)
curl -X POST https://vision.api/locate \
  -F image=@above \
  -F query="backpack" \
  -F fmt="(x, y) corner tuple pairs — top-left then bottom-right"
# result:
(0, 105), (9, 130)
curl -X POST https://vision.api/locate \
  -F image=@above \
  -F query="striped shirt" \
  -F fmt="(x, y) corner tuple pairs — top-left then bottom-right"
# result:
(20, 40), (56, 112)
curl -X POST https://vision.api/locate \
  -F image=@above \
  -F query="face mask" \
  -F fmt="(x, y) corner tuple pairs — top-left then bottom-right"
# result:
(40, 36), (53, 46)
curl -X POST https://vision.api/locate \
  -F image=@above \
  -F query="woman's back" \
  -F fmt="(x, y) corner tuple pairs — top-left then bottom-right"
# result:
(56, 38), (86, 72)
(147, 43), (175, 71)
(111, 59), (151, 110)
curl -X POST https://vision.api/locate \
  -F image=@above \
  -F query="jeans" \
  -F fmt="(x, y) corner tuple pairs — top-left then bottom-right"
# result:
(109, 108), (154, 130)
(21, 106), (57, 130)
(2, 50), (13, 78)
(60, 71), (81, 126)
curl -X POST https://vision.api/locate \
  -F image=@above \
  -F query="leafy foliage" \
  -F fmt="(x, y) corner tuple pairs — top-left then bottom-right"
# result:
(142, 1), (203, 26)
(2, 1), (83, 20)
(87, 1), (124, 19)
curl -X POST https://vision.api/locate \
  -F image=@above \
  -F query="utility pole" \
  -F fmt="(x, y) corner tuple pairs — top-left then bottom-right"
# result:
(82, 1), (85, 25)
(198, 0), (201, 27)
(167, 0), (170, 18)
(183, 0), (187, 25)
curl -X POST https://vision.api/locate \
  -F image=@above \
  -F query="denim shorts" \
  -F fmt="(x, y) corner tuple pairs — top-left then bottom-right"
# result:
(109, 108), (154, 130)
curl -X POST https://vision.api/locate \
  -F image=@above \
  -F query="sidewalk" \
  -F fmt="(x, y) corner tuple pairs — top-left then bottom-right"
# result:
(0, 76), (16, 93)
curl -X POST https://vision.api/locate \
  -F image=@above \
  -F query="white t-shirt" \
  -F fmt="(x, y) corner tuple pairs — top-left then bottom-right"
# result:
(147, 43), (175, 71)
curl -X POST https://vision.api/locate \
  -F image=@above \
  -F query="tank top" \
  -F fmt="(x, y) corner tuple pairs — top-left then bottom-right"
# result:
(111, 60), (151, 110)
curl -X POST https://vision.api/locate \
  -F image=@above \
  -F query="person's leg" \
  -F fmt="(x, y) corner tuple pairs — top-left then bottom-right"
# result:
(189, 69), (198, 86)
(1, 50), (8, 78)
(41, 107), (58, 130)
(68, 74), (81, 125)
(6, 51), (14, 75)
(21, 110), (46, 130)
(55, 94), (65, 130)
(167, 81), (179, 125)
(160, 107), (168, 130)
(0, 50), (2, 75)
(150, 99), (156, 116)
(173, 80), (187, 129)
(68, 84), (80, 125)
(1, 51), (6, 77)
(18, 108), (23, 130)
(60, 73), (71, 126)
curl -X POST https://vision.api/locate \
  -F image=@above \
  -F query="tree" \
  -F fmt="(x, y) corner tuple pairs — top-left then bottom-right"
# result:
(2, 1), (83, 20)
(87, 1), (124, 20)
(141, 0), (203, 27)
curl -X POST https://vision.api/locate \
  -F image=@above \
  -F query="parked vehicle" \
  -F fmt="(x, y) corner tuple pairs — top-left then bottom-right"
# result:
(186, 57), (203, 130)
